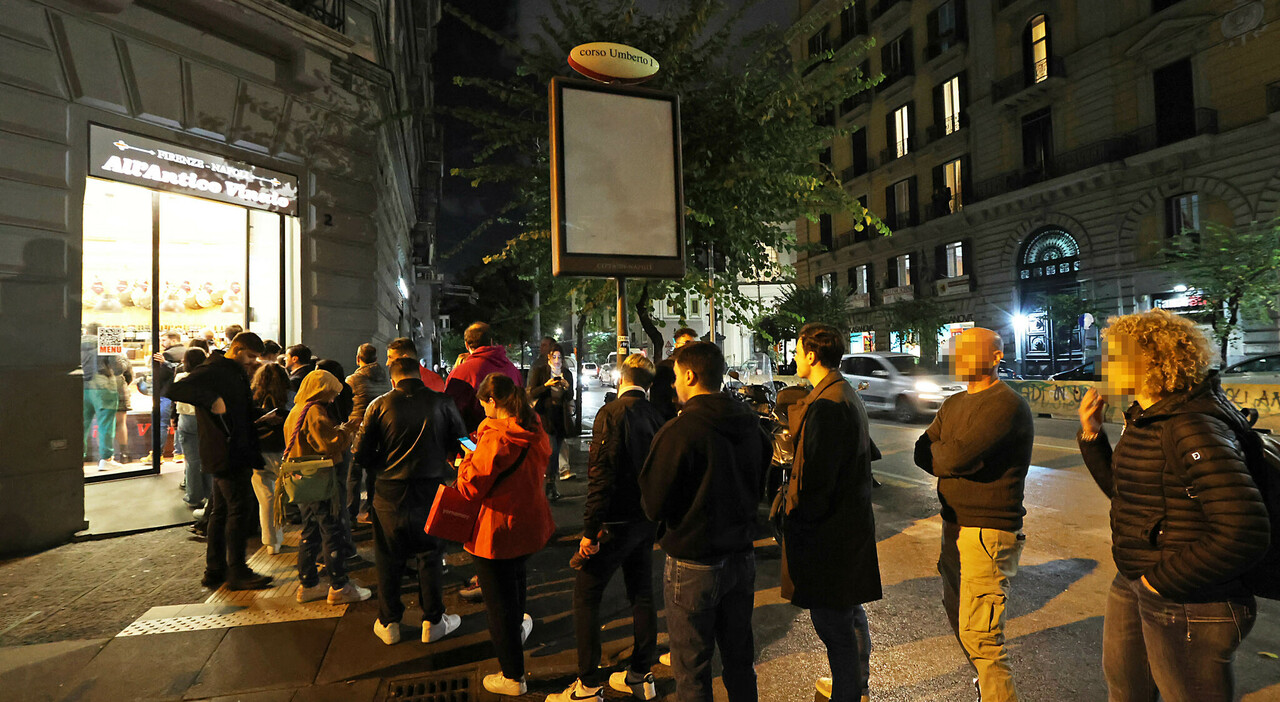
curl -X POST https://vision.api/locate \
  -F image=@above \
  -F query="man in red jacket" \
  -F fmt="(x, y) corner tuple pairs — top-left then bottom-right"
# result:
(445, 322), (525, 431)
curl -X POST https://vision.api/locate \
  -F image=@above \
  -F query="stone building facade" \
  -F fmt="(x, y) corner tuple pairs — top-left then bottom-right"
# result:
(0, 0), (441, 554)
(794, 0), (1280, 375)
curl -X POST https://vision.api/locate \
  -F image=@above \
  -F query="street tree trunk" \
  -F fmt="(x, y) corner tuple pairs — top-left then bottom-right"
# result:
(635, 281), (665, 356)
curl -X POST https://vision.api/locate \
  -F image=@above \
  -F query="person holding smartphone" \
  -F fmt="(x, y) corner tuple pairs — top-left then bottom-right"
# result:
(527, 343), (574, 500)
(356, 356), (468, 646)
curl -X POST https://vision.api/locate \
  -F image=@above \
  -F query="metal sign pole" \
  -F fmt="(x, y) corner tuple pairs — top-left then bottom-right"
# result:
(616, 277), (630, 361)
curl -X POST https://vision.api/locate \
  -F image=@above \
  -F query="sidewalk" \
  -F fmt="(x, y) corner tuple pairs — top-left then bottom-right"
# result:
(2, 438), (683, 702)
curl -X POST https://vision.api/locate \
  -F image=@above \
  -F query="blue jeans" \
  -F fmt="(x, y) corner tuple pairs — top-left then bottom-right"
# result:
(298, 501), (349, 588)
(1103, 573), (1256, 702)
(158, 397), (174, 456)
(811, 605), (871, 701)
(664, 551), (758, 702)
(178, 414), (209, 506)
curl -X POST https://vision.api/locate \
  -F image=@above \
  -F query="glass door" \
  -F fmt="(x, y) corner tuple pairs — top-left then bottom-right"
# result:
(82, 178), (155, 479)
(156, 191), (250, 472)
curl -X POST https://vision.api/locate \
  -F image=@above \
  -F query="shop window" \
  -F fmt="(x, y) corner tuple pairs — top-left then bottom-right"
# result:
(1025, 15), (1050, 84)
(1166, 192), (1200, 240)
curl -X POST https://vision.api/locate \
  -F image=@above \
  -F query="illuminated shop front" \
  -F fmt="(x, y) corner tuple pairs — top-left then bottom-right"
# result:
(81, 126), (300, 481)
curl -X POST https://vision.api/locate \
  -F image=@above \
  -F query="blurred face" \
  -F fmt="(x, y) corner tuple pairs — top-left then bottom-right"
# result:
(951, 328), (1003, 382)
(1102, 334), (1145, 398)
(674, 334), (696, 350)
(549, 350), (562, 367)
(387, 349), (409, 366)
(795, 339), (814, 380)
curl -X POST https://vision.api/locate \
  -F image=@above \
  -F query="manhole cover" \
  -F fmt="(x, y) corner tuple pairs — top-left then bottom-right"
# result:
(385, 673), (471, 702)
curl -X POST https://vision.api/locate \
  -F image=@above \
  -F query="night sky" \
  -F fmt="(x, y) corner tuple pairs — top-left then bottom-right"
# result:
(434, 0), (794, 278)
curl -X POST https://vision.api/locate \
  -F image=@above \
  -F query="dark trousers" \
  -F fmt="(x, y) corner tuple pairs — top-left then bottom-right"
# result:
(574, 521), (658, 685)
(1103, 573), (1256, 702)
(811, 605), (871, 701)
(297, 501), (348, 588)
(348, 460), (376, 518)
(664, 551), (758, 702)
(206, 473), (252, 576)
(474, 554), (530, 680)
(372, 492), (443, 626)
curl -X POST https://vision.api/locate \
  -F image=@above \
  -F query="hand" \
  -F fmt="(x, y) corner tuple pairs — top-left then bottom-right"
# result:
(210, 397), (226, 415)
(152, 352), (165, 364)
(1079, 388), (1105, 436)
(1140, 575), (1160, 595)
(545, 378), (560, 387)
(577, 536), (600, 560)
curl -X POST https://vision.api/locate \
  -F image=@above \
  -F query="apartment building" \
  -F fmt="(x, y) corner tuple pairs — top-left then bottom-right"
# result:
(794, 0), (1280, 375)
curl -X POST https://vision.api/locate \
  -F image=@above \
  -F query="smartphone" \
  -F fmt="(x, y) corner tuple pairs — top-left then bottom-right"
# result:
(459, 436), (477, 452)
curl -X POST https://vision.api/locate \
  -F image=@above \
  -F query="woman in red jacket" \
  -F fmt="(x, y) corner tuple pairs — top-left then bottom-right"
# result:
(457, 372), (555, 696)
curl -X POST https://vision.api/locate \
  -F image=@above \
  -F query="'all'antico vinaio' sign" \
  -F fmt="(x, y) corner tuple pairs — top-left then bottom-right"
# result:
(89, 125), (299, 215)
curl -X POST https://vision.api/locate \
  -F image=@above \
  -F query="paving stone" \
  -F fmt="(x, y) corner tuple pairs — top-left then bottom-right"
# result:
(0, 638), (109, 702)
(288, 678), (378, 702)
(185, 619), (336, 698)
(70, 628), (227, 702)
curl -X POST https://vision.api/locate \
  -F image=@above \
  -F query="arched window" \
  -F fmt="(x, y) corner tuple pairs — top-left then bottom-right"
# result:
(1023, 15), (1050, 84)
(1018, 227), (1079, 281)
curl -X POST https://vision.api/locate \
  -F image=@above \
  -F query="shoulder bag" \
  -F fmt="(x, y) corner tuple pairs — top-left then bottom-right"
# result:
(426, 443), (531, 543)
(277, 401), (337, 504)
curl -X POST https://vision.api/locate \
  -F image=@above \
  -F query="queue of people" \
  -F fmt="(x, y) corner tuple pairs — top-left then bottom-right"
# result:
(153, 310), (1267, 702)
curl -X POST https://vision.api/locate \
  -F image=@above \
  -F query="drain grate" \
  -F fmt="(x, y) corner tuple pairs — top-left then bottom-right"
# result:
(385, 673), (471, 701)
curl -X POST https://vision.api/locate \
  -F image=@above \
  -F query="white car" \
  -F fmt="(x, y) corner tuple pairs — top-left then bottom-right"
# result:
(839, 352), (965, 422)
(582, 362), (598, 380)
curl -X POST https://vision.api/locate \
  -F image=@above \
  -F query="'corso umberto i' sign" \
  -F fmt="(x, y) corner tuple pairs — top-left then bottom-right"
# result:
(89, 125), (299, 215)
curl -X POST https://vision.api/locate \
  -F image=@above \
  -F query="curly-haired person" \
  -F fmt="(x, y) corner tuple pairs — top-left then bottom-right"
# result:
(1077, 309), (1270, 702)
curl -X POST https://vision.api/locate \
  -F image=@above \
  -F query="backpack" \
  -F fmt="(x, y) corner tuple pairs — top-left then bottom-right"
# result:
(1234, 408), (1280, 601)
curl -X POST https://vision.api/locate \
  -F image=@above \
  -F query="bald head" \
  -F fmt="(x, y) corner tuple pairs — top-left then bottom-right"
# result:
(951, 327), (1004, 382)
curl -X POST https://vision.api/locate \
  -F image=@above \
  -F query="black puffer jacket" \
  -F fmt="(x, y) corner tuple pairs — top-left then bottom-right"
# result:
(1078, 372), (1270, 601)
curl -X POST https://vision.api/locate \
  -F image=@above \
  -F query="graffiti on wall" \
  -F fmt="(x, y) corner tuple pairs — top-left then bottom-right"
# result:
(1006, 380), (1280, 432)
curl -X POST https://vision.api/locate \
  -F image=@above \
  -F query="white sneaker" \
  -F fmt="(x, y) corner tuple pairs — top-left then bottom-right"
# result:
(98, 459), (123, 471)
(296, 582), (328, 603)
(609, 670), (657, 700)
(546, 679), (603, 701)
(374, 619), (401, 645)
(327, 582), (372, 605)
(521, 613), (533, 643)
(422, 612), (461, 643)
(483, 672), (527, 696)
(659, 652), (671, 666)
(192, 508), (205, 521)
(559, 469), (575, 480)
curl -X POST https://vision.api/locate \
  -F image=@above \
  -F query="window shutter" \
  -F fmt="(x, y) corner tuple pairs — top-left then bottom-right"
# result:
(934, 243), (947, 280)
(956, 0), (968, 40)
(887, 257), (899, 288)
(867, 261), (876, 302)
(960, 153), (974, 208)
(909, 251), (921, 291)
(1022, 22), (1035, 85)
(931, 163), (945, 217)
(884, 185), (897, 229)
(885, 111), (895, 152)
(907, 176), (919, 226)
(958, 71), (970, 128)
(932, 82), (944, 136)
(905, 99), (916, 148)
(926, 8), (939, 45)
(902, 30), (914, 73)
(963, 237), (975, 286)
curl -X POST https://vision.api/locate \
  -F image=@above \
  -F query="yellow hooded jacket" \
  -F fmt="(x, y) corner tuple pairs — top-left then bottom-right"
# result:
(284, 369), (351, 461)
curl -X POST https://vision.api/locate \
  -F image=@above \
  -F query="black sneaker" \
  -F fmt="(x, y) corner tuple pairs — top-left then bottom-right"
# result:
(226, 570), (273, 590)
(200, 571), (226, 588)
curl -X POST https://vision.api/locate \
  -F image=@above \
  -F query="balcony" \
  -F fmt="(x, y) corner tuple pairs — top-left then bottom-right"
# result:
(971, 111), (1219, 201)
(925, 32), (967, 62)
(992, 56), (1065, 106)
(880, 140), (911, 165)
(842, 159), (876, 183)
(925, 114), (967, 144)
(871, 0), (910, 22)
(277, 0), (346, 31)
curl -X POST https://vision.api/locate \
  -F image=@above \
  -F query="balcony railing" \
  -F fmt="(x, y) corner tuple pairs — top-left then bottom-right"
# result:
(972, 110), (1219, 201)
(926, 114), (966, 143)
(992, 56), (1065, 103)
(871, 0), (908, 20)
(925, 32), (967, 61)
(880, 139), (911, 164)
(277, 0), (346, 31)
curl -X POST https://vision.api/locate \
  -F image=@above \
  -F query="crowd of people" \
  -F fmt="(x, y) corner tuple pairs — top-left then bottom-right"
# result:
(150, 309), (1268, 702)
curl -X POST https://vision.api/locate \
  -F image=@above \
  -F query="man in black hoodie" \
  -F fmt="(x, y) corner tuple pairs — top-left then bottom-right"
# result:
(169, 331), (273, 591)
(640, 342), (770, 702)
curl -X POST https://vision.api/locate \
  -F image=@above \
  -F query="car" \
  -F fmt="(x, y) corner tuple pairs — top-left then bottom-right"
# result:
(582, 361), (599, 380)
(997, 361), (1023, 380)
(598, 362), (617, 387)
(1221, 352), (1280, 381)
(1048, 361), (1099, 382)
(839, 352), (965, 422)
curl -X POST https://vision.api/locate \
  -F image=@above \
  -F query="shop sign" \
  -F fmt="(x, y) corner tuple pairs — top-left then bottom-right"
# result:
(847, 292), (871, 309)
(934, 274), (971, 297)
(882, 285), (914, 304)
(89, 125), (298, 215)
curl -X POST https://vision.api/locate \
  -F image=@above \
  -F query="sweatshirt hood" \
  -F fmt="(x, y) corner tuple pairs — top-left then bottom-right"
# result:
(1133, 371), (1247, 431)
(296, 369), (341, 405)
(681, 392), (762, 441)
(468, 345), (511, 365)
(478, 416), (540, 447)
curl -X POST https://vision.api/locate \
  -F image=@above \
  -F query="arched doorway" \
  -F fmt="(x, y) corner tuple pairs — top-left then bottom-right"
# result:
(1017, 227), (1082, 376)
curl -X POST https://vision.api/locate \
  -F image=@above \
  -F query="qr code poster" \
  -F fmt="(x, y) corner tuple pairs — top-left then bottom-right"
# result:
(97, 327), (123, 355)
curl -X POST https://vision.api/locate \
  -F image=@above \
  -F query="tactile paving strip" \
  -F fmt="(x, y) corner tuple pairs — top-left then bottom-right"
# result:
(116, 601), (346, 636)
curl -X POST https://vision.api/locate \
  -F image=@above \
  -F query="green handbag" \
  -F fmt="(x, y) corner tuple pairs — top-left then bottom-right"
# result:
(278, 402), (336, 505)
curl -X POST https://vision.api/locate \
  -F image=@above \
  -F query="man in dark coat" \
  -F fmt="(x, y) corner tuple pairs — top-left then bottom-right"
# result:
(649, 327), (698, 423)
(169, 331), (272, 591)
(782, 324), (880, 702)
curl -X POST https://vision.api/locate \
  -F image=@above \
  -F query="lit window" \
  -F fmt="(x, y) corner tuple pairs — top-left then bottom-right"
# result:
(945, 241), (964, 277)
(1030, 16), (1049, 83)
(853, 264), (870, 294)
(942, 76), (962, 134)
(1166, 193), (1200, 239)
(894, 105), (911, 157)
(896, 255), (911, 287)
(943, 158), (963, 212)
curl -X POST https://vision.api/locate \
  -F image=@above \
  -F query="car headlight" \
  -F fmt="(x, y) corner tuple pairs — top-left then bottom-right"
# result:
(611, 370), (620, 381)
(915, 380), (941, 393)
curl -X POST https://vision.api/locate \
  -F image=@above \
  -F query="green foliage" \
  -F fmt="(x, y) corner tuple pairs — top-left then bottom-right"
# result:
(445, 0), (881, 349)
(585, 331), (618, 362)
(877, 296), (949, 364)
(1161, 219), (1280, 363)
(755, 283), (852, 347)
(1041, 293), (1102, 337)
